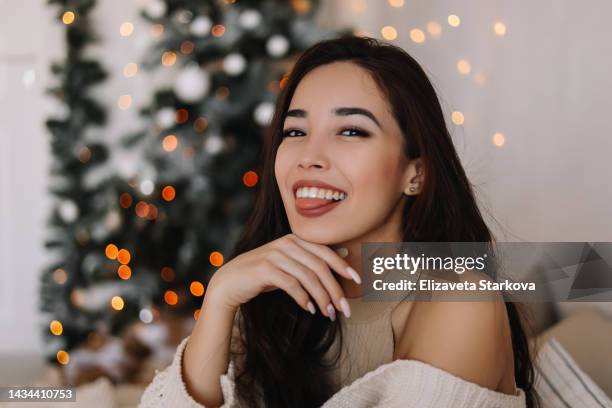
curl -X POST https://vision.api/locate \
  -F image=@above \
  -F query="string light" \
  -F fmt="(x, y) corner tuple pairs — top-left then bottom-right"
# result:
(409, 29), (426, 43)
(56, 350), (70, 365)
(162, 134), (178, 152)
(176, 109), (189, 124)
(117, 249), (131, 264)
(190, 281), (205, 297)
(243, 170), (258, 187)
(161, 266), (175, 282)
(62, 11), (75, 25)
(211, 24), (225, 37)
(151, 24), (164, 37)
(53, 268), (67, 284)
(135, 201), (149, 217)
(494, 22), (507, 36)
(161, 51), (177, 66)
(457, 59), (471, 75)
(50, 320), (63, 336)
(381, 26), (398, 40)
(162, 186), (176, 201)
(164, 290), (178, 305)
(194, 117), (208, 132)
(119, 192), (133, 208)
(78, 147), (91, 163)
(119, 22), (134, 37)
(451, 111), (465, 125)
(426, 21), (442, 37)
(180, 41), (194, 54)
(493, 132), (506, 146)
(105, 244), (119, 260)
(210, 251), (224, 267)
(447, 14), (461, 27)
(123, 63), (138, 77)
(118, 265), (132, 280)
(118, 95), (132, 110)
(111, 296), (125, 310)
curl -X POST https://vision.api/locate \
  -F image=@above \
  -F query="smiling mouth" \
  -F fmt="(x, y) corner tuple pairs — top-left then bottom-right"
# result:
(294, 186), (347, 217)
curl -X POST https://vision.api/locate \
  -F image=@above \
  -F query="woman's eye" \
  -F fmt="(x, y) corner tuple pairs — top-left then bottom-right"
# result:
(281, 128), (370, 138)
(282, 128), (304, 138)
(340, 127), (370, 137)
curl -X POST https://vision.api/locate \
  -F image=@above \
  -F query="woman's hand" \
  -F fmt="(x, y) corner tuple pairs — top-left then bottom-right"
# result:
(207, 233), (361, 320)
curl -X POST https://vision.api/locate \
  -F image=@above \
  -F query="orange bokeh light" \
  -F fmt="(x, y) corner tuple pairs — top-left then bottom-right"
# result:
(161, 267), (175, 282)
(50, 320), (63, 336)
(176, 109), (189, 124)
(209, 251), (224, 267)
(118, 265), (132, 280)
(211, 24), (225, 37)
(164, 290), (178, 305)
(190, 281), (205, 297)
(162, 135), (178, 152)
(162, 186), (176, 201)
(117, 249), (131, 264)
(119, 192), (133, 208)
(135, 201), (149, 217)
(56, 350), (70, 365)
(243, 170), (258, 187)
(105, 244), (119, 260)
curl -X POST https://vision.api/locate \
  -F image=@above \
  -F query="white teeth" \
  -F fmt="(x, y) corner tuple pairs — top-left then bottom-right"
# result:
(296, 186), (346, 201)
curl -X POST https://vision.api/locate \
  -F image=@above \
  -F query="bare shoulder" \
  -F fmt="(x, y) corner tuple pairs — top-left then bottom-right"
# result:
(394, 291), (513, 391)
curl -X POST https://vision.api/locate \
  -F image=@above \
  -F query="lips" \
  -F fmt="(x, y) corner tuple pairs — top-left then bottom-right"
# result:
(291, 179), (346, 195)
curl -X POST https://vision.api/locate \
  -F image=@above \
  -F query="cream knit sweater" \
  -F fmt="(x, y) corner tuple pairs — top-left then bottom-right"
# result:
(138, 335), (526, 407)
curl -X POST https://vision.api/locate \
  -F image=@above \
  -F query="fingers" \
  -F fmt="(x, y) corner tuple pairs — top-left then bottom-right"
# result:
(287, 234), (361, 284)
(276, 241), (348, 316)
(268, 248), (341, 320)
(262, 266), (315, 315)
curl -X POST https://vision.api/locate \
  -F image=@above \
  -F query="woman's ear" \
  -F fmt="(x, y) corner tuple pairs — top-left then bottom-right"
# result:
(403, 157), (425, 195)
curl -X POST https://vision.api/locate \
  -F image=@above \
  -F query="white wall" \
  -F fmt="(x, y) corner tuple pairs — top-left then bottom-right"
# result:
(331, 0), (612, 242)
(1, 0), (611, 354)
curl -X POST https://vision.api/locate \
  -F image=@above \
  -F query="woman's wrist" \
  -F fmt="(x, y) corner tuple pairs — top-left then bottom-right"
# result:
(205, 274), (240, 314)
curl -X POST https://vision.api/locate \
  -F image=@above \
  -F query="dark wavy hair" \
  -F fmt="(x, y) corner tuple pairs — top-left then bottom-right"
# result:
(226, 35), (540, 408)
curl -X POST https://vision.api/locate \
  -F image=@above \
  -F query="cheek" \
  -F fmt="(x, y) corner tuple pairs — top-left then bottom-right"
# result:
(346, 149), (403, 199)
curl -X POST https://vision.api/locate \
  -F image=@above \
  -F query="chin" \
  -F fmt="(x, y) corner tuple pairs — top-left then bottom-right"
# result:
(290, 225), (353, 246)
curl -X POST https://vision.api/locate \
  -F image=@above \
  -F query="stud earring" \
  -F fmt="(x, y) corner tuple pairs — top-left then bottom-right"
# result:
(409, 186), (417, 192)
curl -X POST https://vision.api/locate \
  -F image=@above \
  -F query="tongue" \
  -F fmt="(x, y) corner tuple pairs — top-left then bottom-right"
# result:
(295, 197), (337, 210)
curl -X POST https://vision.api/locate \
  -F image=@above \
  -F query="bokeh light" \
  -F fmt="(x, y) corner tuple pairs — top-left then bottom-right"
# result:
(111, 296), (125, 311)
(210, 251), (224, 267)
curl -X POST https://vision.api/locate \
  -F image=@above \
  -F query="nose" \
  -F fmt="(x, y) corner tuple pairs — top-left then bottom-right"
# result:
(297, 133), (331, 170)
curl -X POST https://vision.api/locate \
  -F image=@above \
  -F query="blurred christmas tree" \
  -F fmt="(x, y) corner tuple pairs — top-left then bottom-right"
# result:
(40, 0), (118, 364)
(41, 0), (351, 381)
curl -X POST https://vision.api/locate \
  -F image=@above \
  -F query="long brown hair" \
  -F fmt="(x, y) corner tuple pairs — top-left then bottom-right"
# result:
(227, 35), (540, 408)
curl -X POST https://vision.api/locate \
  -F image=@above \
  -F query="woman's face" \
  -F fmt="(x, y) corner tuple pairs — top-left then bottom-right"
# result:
(275, 61), (419, 245)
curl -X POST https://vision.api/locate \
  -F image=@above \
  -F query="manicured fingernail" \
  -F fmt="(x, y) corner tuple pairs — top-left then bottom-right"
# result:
(307, 301), (316, 315)
(336, 247), (349, 258)
(326, 303), (336, 321)
(339, 297), (351, 318)
(346, 267), (361, 284)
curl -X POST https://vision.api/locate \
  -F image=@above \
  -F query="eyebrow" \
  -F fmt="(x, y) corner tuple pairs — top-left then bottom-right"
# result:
(285, 107), (382, 129)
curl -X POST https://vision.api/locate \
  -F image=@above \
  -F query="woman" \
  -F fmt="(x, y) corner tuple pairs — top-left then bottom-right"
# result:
(140, 36), (539, 407)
